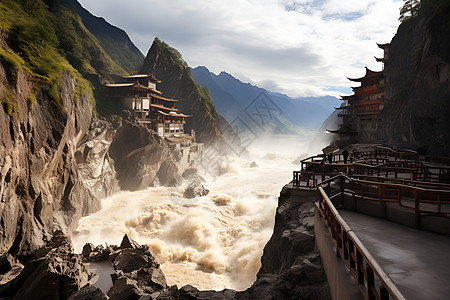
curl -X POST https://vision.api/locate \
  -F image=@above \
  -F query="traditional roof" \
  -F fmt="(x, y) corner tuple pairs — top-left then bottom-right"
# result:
(377, 43), (390, 50)
(157, 110), (191, 118)
(151, 93), (179, 102)
(121, 74), (161, 83)
(106, 82), (162, 94)
(105, 83), (135, 88)
(335, 105), (350, 110)
(347, 67), (383, 82)
(327, 128), (358, 135)
(151, 104), (178, 112)
(341, 94), (355, 100)
(166, 135), (194, 143)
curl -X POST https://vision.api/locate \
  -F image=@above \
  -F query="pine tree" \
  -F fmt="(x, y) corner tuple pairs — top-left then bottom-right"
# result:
(399, 0), (421, 22)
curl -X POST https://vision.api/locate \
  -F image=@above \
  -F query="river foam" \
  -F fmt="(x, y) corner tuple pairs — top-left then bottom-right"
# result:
(72, 134), (329, 291)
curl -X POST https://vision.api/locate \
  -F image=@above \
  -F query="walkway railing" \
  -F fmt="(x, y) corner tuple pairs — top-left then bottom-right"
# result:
(356, 146), (450, 167)
(317, 185), (405, 300)
(350, 177), (450, 214)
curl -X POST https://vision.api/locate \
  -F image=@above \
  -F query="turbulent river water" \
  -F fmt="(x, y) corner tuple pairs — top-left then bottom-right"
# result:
(72, 134), (328, 291)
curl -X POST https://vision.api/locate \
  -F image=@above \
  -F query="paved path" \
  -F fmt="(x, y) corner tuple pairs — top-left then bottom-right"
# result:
(339, 210), (450, 300)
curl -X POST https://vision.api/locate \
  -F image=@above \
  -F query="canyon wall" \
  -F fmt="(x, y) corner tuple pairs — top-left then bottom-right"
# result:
(380, 0), (450, 155)
(0, 64), (118, 256)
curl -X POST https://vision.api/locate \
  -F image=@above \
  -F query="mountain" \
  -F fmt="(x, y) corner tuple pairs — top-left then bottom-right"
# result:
(140, 39), (228, 147)
(58, 0), (144, 74)
(191, 66), (340, 135)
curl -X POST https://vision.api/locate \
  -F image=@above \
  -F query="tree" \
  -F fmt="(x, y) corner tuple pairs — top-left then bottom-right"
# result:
(399, 0), (421, 22)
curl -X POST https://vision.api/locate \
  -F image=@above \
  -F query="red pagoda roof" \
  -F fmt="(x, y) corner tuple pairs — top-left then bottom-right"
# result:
(347, 67), (383, 82)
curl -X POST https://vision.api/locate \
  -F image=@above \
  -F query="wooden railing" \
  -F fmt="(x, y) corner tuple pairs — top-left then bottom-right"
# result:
(355, 146), (450, 167)
(317, 186), (405, 300)
(350, 178), (450, 214)
(353, 161), (450, 183)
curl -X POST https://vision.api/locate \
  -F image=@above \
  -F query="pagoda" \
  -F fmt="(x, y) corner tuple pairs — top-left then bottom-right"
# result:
(331, 43), (389, 144)
(106, 74), (190, 137)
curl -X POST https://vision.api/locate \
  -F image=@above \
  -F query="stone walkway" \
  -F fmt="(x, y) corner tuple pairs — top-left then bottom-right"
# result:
(339, 210), (450, 300)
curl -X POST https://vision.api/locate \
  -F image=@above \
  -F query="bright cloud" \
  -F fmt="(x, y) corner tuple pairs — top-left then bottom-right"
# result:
(78, 0), (403, 97)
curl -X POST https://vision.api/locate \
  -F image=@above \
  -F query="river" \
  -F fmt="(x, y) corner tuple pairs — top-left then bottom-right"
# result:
(72, 133), (329, 291)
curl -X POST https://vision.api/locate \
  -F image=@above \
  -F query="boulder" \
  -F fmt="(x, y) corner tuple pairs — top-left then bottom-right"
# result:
(0, 255), (16, 275)
(111, 248), (158, 274)
(167, 174), (183, 187)
(0, 255), (23, 286)
(67, 284), (107, 300)
(82, 243), (95, 259)
(31, 230), (74, 260)
(0, 249), (92, 299)
(120, 235), (141, 250)
(107, 275), (143, 300)
(183, 181), (209, 199)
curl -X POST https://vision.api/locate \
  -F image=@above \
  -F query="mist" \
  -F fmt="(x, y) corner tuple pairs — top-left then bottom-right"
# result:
(72, 132), (331, 291)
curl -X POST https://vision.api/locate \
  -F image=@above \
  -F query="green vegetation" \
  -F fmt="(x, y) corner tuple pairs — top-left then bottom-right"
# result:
(153, 38), (189, 70)
(0, 49), (23, 86)
(27, 91), (36, 111)
(0, 0), (137, 115)
(399, 0), (420, 22)
(1, 88), (15, 116)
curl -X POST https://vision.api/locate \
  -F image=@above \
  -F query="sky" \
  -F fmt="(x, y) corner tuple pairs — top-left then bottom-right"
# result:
(78, 0), (403, 98)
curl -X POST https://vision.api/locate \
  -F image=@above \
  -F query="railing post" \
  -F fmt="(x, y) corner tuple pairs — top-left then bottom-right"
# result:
(414, 191), (421, 229)
(356, 250), (364, 284)
(367, 265), (375, 300)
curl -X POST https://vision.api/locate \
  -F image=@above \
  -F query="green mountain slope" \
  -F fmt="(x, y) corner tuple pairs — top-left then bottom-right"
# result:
(140, 38), (226, 145)
(57, 0), (144, 74)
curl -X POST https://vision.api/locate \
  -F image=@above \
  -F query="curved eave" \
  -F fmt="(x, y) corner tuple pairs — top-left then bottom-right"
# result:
(347, 67), (383, 82)
(327, 129), (358, 135)
(377, 43), (390, 49)
(121, 74), (161, 83)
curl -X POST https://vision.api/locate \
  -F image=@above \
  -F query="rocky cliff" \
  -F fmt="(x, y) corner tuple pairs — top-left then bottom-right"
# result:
(380, 0), (450, 155)
(0, 64), (118, 256)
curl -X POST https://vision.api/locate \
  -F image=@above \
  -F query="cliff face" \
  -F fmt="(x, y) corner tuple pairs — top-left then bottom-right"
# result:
(109, 123), (183, 191)
(140, 39), (226, 146)
(0, 65), (118, 256)
(381, 0), (450, 155)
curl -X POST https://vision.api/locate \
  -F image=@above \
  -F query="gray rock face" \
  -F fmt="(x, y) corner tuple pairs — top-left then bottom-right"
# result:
(0, 66), (117, 255)
(67, 284), (107, 300)
(0, 231), (92, 300)
(109, 123), (182, 191)
(120, 234), (140, 250)
(183, 181), (209, 199)
(236, 191), (330, 300)
(107, 242), (167, 300)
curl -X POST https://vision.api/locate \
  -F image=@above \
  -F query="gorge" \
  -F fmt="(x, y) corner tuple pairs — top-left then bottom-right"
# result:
(1, 0), (450, 299)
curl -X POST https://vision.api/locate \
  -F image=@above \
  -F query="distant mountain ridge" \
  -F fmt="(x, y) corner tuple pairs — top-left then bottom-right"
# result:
(191, 66), (340, 135)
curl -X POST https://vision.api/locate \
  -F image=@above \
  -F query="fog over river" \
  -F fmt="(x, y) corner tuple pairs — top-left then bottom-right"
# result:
(72, 134), (329, 291)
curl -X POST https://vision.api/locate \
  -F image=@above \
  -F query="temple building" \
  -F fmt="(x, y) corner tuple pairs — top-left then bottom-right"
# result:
(105, 74), (190, 137)
(105, 74), (203, 166)
(331, 43), (389, 144)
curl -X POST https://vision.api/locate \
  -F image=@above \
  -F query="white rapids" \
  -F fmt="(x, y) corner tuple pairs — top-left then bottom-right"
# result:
(72, 134), (328, 291)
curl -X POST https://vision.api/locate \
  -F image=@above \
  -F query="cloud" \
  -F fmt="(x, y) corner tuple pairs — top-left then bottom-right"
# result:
(78, 0), (403, 97)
